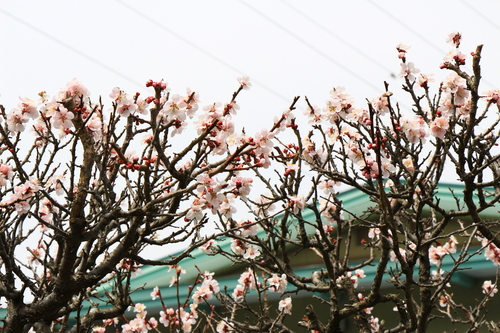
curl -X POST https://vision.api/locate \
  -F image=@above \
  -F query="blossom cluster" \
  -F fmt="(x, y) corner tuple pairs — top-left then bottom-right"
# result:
(93, 304), (158, 333)
(428, 236), (459, 266)
(479, 236), (500, 266)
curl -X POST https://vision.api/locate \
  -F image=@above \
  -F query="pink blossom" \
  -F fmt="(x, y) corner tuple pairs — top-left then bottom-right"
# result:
(200, 239), (218, 254)
(399, 116), (429, 143)
(47, 174), (66, 196)
(288, 194), (305, 214)
(319, 199), (341, 223)
(443, 235), (458, 254)
(278, 297), (292, 315)
(238, 268), (258, 290)
(355, 269), (366, 279)
(146, 317), (158, 330)
(390, 248), (407, 263)
(359, 158), (379, 179)
(117, 103), (138, 118)
(443, 49), (466, 66)
(62, 78), (89, 102)
(482, 238), (500, 266)
(135, 97), (150, 115)
(396, 43), (411, 52)
(10, 178), (41, 203)
(17, 97), (39, 119)
(196, 173), (218, 194)
(482, 280), (498, 297)
(348, 273), (359, 288)
(347, 107), (370, 124)
(223, 101), (239, 116)
(230, 239), (246, 256)
(192, 284), (214, 304)
(302, 138), (326, 165)
(417, 73), (434, 89)
(230, 177), (253, 197)
(162, 94), (188, 121)
(186, 197), (206, 222)
(430, 116), (449, 139)
(179, 308), (197, 332)
(40, 197), (59, 223)
(346, 143), (365, 164)
(243, 244), (261, 260)
(304, 104), (324, 124)
(51, 106), (74, 130)
(236, 220), (259, 237)
(0, 164), (12, 187)
(27, 245), (45, 266)
(399, 62), (420, 82)
(110, 87), (138, 118)
(402, 157), (414, 173)
(429, 245), (446, 266)
(183, 88), (199, 117)
(454, 85), (470, 105)
(253, 129), (274, 155)
(380, 157), (396, 178)
(284, 162), (299, 176)
(446, 31), (461, 47)
(7, 108), (29, 132)
(159, 309), (172, 327)
(192, 273), (220, 304)
(237, 76), (252, 90)
(267, 274), (287, 293)
(371, 94), (390, 115)
(232, 284), (246, 301)
(323, 86), (354, 122)
(318, 180), (340, 195)
(134, 303), (146, 313)
(217, 319), (234, 333)
(439, 295), (451, 307)
(369, 316), (380, 332)
(442, 72), (467, 94)
(368, 228), (381, 240)
(485, 89), (500, 105)
(218, 193), (237, 218)
(150, 286), (160, 300)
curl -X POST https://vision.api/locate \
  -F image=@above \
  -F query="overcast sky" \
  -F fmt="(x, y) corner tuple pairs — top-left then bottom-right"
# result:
(2, 0), (500, 135)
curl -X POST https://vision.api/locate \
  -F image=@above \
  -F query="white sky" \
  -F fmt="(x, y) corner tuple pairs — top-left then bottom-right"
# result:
(2, 0), (500, 135)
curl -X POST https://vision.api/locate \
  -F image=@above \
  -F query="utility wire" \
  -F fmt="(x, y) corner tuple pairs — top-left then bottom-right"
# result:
(279, 0), (395, 75)
(364, 0), (446, 55)
(241, 1), (418, 110)
(365, 0), (496, 88)
(0, 8), (146, 91)
(114, 0), (292, 104)
(238, 0), (384, 95)
(458, 0), (500, 33)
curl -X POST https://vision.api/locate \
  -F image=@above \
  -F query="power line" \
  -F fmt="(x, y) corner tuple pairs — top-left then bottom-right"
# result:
(278, 0), (395, 75)
(365, 0), (496, 88)
(114, 0), (292, 104)
(457, 0), (500, 33)
(364, 0), (446, 55)
(0, 8), (146, 91)
(238, 0), (385, 95)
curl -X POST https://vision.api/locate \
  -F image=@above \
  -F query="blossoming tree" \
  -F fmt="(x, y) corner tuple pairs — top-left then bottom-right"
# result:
(2, 33), (500, 333)
(143, 33), (500, 333)
(0, 75), (264, 332)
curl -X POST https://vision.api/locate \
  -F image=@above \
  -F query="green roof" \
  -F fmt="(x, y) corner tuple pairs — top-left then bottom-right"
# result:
(3, 183), (498, 318)
(122, 183), (499, 309)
